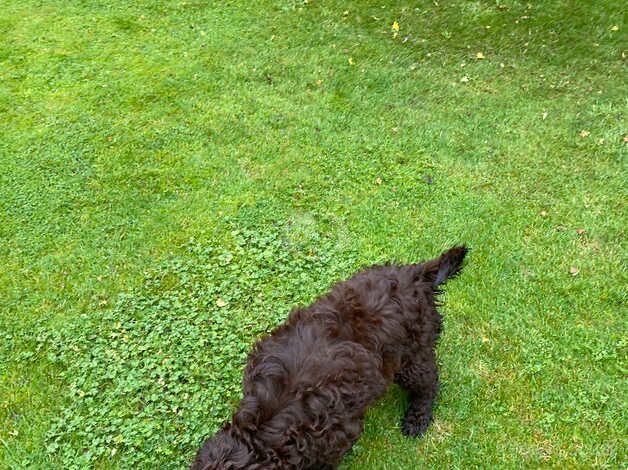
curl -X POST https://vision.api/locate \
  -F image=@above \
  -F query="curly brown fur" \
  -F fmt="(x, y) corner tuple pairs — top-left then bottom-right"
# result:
(191, 246), (468, 470)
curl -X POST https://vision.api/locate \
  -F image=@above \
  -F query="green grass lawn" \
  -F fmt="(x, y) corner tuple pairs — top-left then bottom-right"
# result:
(1, 0), (626, 468)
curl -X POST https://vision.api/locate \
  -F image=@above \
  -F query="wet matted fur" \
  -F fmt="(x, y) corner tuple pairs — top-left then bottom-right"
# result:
(191, 246), (468, 469)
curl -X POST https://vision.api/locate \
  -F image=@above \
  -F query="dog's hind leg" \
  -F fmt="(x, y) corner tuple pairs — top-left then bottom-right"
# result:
(395, 350), (439, 437)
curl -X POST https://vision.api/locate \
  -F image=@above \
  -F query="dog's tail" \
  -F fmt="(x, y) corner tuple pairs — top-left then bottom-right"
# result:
(418, 245), (468, 287)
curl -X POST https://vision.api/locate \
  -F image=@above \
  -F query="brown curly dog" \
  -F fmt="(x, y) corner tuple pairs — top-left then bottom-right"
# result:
(191, 245), (468, 469)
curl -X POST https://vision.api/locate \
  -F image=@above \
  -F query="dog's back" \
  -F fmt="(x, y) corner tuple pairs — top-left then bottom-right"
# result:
(233, 310), (389, 468)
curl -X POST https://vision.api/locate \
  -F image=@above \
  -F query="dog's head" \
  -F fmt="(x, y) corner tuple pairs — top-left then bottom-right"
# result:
(190, 424), (259, 470)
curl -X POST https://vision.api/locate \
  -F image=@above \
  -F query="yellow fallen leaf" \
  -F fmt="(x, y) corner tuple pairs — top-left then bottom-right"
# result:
(542, 112), (548, 120)
(610, 25), (619, 32)
(476, 51), (485, 60)
(392, 21), (400, 32)
(482, 336), (490, 343)
(375, 177), (382, 185)
(460, 76), (469, 83)
(315, 79), (322, 86)
(216, 298), (227, 307)
(348, 57), (354, 65)
(579, 129), (590, 137)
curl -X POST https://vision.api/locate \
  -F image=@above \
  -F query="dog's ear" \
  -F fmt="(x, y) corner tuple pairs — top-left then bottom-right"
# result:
(419, 245), (468, 287)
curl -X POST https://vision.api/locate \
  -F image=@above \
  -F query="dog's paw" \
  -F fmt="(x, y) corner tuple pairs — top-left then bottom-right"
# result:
(401, 414), (432, 437)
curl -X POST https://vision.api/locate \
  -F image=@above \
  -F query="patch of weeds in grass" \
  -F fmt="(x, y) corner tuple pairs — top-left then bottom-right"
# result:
(42, 223), (357, 469)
